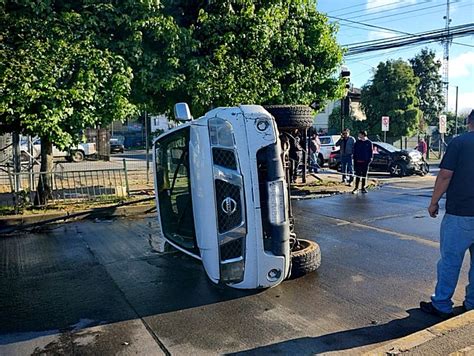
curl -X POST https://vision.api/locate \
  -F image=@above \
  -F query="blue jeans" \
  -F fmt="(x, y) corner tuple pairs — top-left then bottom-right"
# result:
(310, 152), (320, 172)
(431, 214), (474, 313)
(340, 155), (353, 183)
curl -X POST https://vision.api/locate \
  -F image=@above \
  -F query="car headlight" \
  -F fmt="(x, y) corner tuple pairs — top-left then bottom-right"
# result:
(208, 118), (234, 147)
(268, 180), (286, 225)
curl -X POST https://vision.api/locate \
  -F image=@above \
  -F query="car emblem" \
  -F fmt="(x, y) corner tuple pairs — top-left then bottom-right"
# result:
(221, 197), (237, 216)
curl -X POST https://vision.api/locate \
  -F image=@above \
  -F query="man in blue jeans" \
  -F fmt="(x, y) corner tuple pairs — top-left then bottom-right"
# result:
(421, 110), (474, 318)
(336, 129), (356, 185)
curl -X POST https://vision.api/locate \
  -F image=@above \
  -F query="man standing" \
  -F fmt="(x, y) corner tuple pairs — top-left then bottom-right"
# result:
(421, 110), (474, 318)
(289, 129), (303, 183)
(336, 129), (356, 185)
(309, 133), (321, 173)
(352, 130), (373, 194)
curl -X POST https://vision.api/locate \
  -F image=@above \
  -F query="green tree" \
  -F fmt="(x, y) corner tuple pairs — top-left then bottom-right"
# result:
(1, 2), (137, 204)
(328, 106), (365, 134)
(361, 59), (421, 138)
(164, 0), (345, 116)
(409, 48), (444, 126)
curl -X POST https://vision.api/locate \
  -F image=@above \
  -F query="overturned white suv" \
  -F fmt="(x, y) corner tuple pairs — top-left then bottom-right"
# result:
(153, 103), (320, 289)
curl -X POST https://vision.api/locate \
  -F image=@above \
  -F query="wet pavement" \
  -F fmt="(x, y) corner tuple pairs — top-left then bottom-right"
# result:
(0, 175), (471, 355)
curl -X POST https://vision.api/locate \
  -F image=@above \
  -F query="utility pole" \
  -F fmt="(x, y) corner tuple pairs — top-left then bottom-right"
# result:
(442, 0), (452, 112)
(454, 86), (459, 136)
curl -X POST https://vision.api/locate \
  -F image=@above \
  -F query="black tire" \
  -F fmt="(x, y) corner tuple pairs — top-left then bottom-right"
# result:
(71, 150), (85, 162)
(389, 161), (407, 177)
(264, 105), (314, 129)
(291, 239), (321, 277)
(422, 162), (430, 175)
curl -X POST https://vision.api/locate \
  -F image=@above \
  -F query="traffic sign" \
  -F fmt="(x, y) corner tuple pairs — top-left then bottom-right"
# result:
(381, 116), (390, 132)
(439, 114), (447, 134)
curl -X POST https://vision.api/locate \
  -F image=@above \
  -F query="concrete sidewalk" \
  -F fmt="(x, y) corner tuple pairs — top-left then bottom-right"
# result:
(365, 311), (474, 355)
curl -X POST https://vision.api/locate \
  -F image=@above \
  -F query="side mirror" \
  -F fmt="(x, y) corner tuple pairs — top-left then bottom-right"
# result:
(174, 103), (193, 122)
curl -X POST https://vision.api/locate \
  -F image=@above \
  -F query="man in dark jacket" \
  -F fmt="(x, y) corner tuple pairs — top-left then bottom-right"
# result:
(420, 109), (474, 318)
(289, 129), (303, 183)
(352, 130), (373, 194)
(336, 128), (356, 185)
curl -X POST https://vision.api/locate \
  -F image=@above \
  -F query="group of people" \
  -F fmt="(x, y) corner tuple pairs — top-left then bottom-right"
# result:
(288, 127), (374, 194)
(336, 128), (374, 194)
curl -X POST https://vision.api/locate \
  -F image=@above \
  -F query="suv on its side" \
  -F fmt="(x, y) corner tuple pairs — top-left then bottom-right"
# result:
(153, 104), (321, 290)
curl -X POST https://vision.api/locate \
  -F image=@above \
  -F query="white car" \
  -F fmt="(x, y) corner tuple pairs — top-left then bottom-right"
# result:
(318, 135), (341, 163)
(153, 103), (321, 289)
(20, 137), (96, 162)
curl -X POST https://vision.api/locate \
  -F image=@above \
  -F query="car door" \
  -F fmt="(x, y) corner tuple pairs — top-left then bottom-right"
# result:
(370, 145), (390, 172)
(154, 127), (199, 257)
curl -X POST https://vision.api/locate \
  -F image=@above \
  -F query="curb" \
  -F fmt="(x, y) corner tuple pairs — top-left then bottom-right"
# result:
(0, 199), (156, 234)
(364, 311), (474, 355)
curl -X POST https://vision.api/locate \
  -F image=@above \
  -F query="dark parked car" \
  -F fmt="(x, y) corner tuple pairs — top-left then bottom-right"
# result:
(329, 142), (429, 177)
(110, 137), (125, 153)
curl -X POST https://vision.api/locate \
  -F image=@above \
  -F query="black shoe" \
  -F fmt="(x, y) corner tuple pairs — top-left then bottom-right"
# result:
(420, 301), (454, 319)
(462, 302), (472, 312)
(361, 188), (368, 194)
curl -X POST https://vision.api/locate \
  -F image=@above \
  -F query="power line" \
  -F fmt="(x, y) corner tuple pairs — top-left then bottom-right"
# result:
(344, 24), (474, 56)
(337, 0), (438, 19)
(348, 2), (449, 23)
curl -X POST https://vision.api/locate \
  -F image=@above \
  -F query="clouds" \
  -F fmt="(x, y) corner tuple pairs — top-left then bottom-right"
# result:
(366, 0), (417, 12)
(449, 51), (474, 78)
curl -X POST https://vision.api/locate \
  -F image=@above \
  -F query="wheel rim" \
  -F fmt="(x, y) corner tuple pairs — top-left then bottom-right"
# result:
(73, 152), (83, 161)
(392, 165), (401, 175)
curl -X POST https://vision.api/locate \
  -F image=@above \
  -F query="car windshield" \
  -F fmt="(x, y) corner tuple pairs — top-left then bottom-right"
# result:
(319, 137), (332, 145)
(154, 127), (197, 252)
(375, 142), (400, 153)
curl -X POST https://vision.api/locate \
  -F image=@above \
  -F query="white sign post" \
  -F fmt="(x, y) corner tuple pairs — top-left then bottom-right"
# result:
(439, 114), (447, 134)
(439, 114), (447, 158)
(381, 116), (390, 142)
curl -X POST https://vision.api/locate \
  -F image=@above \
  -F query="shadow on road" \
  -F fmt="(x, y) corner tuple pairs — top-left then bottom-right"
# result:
(0, 218), (259, 344)
(228, 308), (455, 355)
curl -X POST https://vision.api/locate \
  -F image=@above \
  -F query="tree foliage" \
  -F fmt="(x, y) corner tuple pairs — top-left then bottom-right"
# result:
(163, 0), (345, 116)
(361, 59), (422, 138)
(409, 48), (444, 126)
(328, 106), (365, 134)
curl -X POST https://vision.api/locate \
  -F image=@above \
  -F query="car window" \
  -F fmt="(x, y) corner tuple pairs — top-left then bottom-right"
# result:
(375, 142), (399, 153)
(319, 137), (332, 145)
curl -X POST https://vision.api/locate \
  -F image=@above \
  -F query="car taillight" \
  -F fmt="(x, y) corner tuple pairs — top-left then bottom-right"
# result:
(332, 146), (337, 151)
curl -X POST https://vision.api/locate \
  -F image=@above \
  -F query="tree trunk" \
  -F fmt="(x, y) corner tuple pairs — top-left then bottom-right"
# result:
(34, 136), (54, 206)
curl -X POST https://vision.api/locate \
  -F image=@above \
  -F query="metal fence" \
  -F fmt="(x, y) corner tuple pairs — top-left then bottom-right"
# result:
(0, 160), (131, 210)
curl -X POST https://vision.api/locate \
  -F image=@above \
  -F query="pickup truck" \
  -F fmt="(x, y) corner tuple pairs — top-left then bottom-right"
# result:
(20, 137), (96, 162)
(153, 103), (321, 289)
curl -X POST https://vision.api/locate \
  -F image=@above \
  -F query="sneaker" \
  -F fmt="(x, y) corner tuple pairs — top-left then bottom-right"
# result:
(420, 301), (454, 319)
(361, 188), (368, 194)
(352, 189), (359, 194)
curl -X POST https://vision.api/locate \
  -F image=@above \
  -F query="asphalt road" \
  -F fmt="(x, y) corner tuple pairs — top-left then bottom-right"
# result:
(0, 175), (470, 355)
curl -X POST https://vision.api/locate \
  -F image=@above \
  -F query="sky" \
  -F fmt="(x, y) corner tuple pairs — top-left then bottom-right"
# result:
(316, 0), (474, 113)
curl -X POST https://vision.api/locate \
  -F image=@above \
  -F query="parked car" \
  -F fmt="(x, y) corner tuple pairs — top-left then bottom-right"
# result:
(20, 137), (96, 162)
(328, 142), (429, 177)
(110, 136), (125, 153)
(318, 135), (340, 165)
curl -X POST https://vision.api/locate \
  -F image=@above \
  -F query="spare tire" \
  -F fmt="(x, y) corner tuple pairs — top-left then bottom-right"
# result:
(264, 105), (314, 129)
(290, 239), (321, 276)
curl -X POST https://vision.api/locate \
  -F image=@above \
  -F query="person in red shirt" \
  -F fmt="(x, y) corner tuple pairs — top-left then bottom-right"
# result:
(416, 138), (428, 159)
